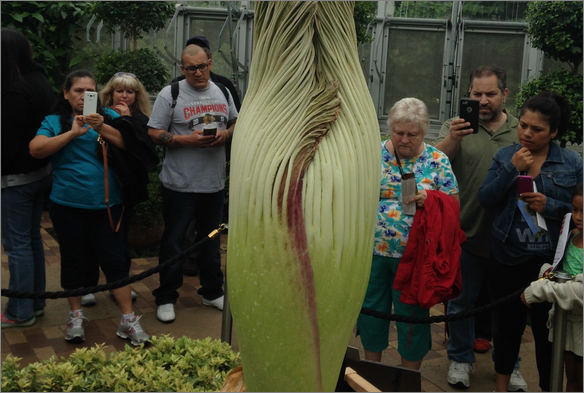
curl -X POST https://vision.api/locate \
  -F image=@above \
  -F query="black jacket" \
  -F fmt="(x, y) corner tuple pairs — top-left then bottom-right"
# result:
(101, 113), (159, 206)
(1, 61), (55, 176)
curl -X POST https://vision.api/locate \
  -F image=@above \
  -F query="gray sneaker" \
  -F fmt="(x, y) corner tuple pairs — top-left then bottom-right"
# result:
(81, 293), (97, 307)
(117, 315), (150, 346)
(65, 313), (88, 343)
(508, 370), (528, 392)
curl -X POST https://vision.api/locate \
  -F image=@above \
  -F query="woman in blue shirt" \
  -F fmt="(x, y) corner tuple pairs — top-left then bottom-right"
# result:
(29, 70), (150, 347)
(479, 92), (582, 392)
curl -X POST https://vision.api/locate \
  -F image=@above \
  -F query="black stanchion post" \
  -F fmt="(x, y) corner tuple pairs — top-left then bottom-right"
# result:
(549, 271), (573, 392)
(221, 262), (233, 344)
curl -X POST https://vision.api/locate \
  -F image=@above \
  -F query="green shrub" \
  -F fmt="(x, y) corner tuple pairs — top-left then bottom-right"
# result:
(1, 336), (239, 392)
(515, 70), (583, 146)
(133, 171), (164, 229)
(94, 48), (170, 93)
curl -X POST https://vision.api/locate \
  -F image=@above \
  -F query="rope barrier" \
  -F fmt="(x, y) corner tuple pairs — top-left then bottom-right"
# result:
(360, 285), (528, 324)
(1, 222), (528, 325)
(0, 224), (226, 300)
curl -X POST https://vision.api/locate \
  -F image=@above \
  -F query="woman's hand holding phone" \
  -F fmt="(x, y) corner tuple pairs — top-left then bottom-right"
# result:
(72, 115), (91, 137)
(521, 192), (547, 213)
(83, 113), (105, 133)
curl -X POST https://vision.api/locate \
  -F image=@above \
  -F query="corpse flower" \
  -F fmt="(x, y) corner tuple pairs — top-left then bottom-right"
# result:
(227, 2), (381, 391)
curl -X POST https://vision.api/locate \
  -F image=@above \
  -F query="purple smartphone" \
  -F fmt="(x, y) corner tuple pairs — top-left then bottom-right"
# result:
(517, 175), (534, 194)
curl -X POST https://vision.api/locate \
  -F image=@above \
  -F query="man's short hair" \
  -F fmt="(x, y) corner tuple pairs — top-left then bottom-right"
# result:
(469, 65), (507, 93)
(182, 44), (211, 63)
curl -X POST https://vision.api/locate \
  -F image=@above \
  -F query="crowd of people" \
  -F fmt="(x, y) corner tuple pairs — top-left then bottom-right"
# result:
(2, 27), (582, 392)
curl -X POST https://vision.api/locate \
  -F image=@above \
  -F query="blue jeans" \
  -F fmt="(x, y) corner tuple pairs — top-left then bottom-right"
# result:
(447, 248), (489, 363)
(153, 186), (224, 305)
(1, 175), (52, 321)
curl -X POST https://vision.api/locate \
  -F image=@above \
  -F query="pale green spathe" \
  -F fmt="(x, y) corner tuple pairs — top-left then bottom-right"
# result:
(227, 2), (381, 391)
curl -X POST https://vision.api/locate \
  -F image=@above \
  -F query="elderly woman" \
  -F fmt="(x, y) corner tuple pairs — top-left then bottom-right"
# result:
(80, 72), (156, 307)
(478, 92), (583, 392)
(356, 97), (459, 370)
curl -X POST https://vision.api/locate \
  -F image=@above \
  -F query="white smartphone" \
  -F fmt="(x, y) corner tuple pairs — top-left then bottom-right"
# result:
(83, 91), (98, 116)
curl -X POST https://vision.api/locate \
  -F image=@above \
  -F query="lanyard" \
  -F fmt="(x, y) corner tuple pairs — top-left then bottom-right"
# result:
(394, 150), (407, 177)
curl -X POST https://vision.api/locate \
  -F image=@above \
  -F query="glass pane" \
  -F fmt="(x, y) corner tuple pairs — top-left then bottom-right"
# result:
(189, 18), (236, 80)
(392, 1), (453, 19)
(461, 1), (527, 22)
(359, 41), (372, 84)
(542, 57), (583, 76)
(185, 1), (238, 10)
(460, 32), (524, 115)
(384, 29), (445, 119)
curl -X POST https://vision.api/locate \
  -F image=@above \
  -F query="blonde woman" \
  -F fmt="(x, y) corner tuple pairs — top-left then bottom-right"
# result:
(80, 72), (158, 307)
(100, 72), (151, 128)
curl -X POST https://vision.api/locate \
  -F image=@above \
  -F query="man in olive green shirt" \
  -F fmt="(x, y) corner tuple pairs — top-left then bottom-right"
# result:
(434, 66), (525, 391)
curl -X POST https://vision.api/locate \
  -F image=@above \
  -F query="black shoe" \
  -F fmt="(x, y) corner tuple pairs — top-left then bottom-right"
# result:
(183, 258), (199, 276)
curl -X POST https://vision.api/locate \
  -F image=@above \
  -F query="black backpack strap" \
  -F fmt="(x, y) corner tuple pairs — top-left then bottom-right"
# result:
(168, 81), (179, 116)
(215, 82), (230, 104)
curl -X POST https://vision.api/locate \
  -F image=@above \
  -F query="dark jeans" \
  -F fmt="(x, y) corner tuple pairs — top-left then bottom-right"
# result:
(531, 301), (553, 391)
(49, 202), (129, 289)
(487, 253), (551, 377)
(153, 186), (224, 305)
(474, 279), (492, 341)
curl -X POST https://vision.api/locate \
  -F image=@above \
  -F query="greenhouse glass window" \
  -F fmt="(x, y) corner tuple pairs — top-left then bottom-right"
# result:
(459, 32), (524, 115)
(384, 28), (445, 120)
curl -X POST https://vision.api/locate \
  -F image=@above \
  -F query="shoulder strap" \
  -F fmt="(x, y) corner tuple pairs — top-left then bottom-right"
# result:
(168, 81), (179, 116)
(97, 135), (124, 232)
(215, 82), (230, 103)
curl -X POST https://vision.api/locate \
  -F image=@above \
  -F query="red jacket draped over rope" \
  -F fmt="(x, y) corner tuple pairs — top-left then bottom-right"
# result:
(393, 190), (466, 309)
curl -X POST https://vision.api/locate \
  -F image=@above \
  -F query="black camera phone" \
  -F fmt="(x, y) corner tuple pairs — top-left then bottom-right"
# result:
(459, 98), (480, 134)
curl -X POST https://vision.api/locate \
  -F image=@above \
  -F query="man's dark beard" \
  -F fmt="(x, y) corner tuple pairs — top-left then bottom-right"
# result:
(479, 104), (502, 122)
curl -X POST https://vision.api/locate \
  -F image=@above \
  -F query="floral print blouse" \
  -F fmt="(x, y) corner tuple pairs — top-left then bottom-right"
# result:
(374, 141), (459, 258)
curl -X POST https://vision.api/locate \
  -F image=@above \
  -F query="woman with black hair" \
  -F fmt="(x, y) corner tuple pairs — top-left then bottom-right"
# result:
(479, 91), (583, 392)
(29, 70), (150, 346)
(1, 28), (55, 328)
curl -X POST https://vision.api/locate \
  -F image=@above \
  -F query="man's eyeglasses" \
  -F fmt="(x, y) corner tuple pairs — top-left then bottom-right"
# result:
(114, 72), (137, 79)
(182, 63), (209, 74)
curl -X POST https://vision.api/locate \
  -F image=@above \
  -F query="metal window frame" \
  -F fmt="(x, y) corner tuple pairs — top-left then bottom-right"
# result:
(157, 0), (553, 140)
(453, 20), (529, 112)
(374, 17), (449, 134)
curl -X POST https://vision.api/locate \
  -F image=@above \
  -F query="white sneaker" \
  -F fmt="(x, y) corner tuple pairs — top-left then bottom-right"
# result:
(156, 304), (175, 323)
(447, 360), (474, 389)
(109, 290), (138, 301)
(81, 294), (97, 307)
(508, 370), (528, 392)
(202, 295), (224, 311)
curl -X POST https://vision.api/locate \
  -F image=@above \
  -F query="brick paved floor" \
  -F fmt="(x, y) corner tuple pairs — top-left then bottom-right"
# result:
(2, 212), (545, 391)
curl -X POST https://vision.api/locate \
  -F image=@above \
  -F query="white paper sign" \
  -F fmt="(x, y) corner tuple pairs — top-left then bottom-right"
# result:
(552, 212), (572, 270)
(533, 182), (548, 232)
